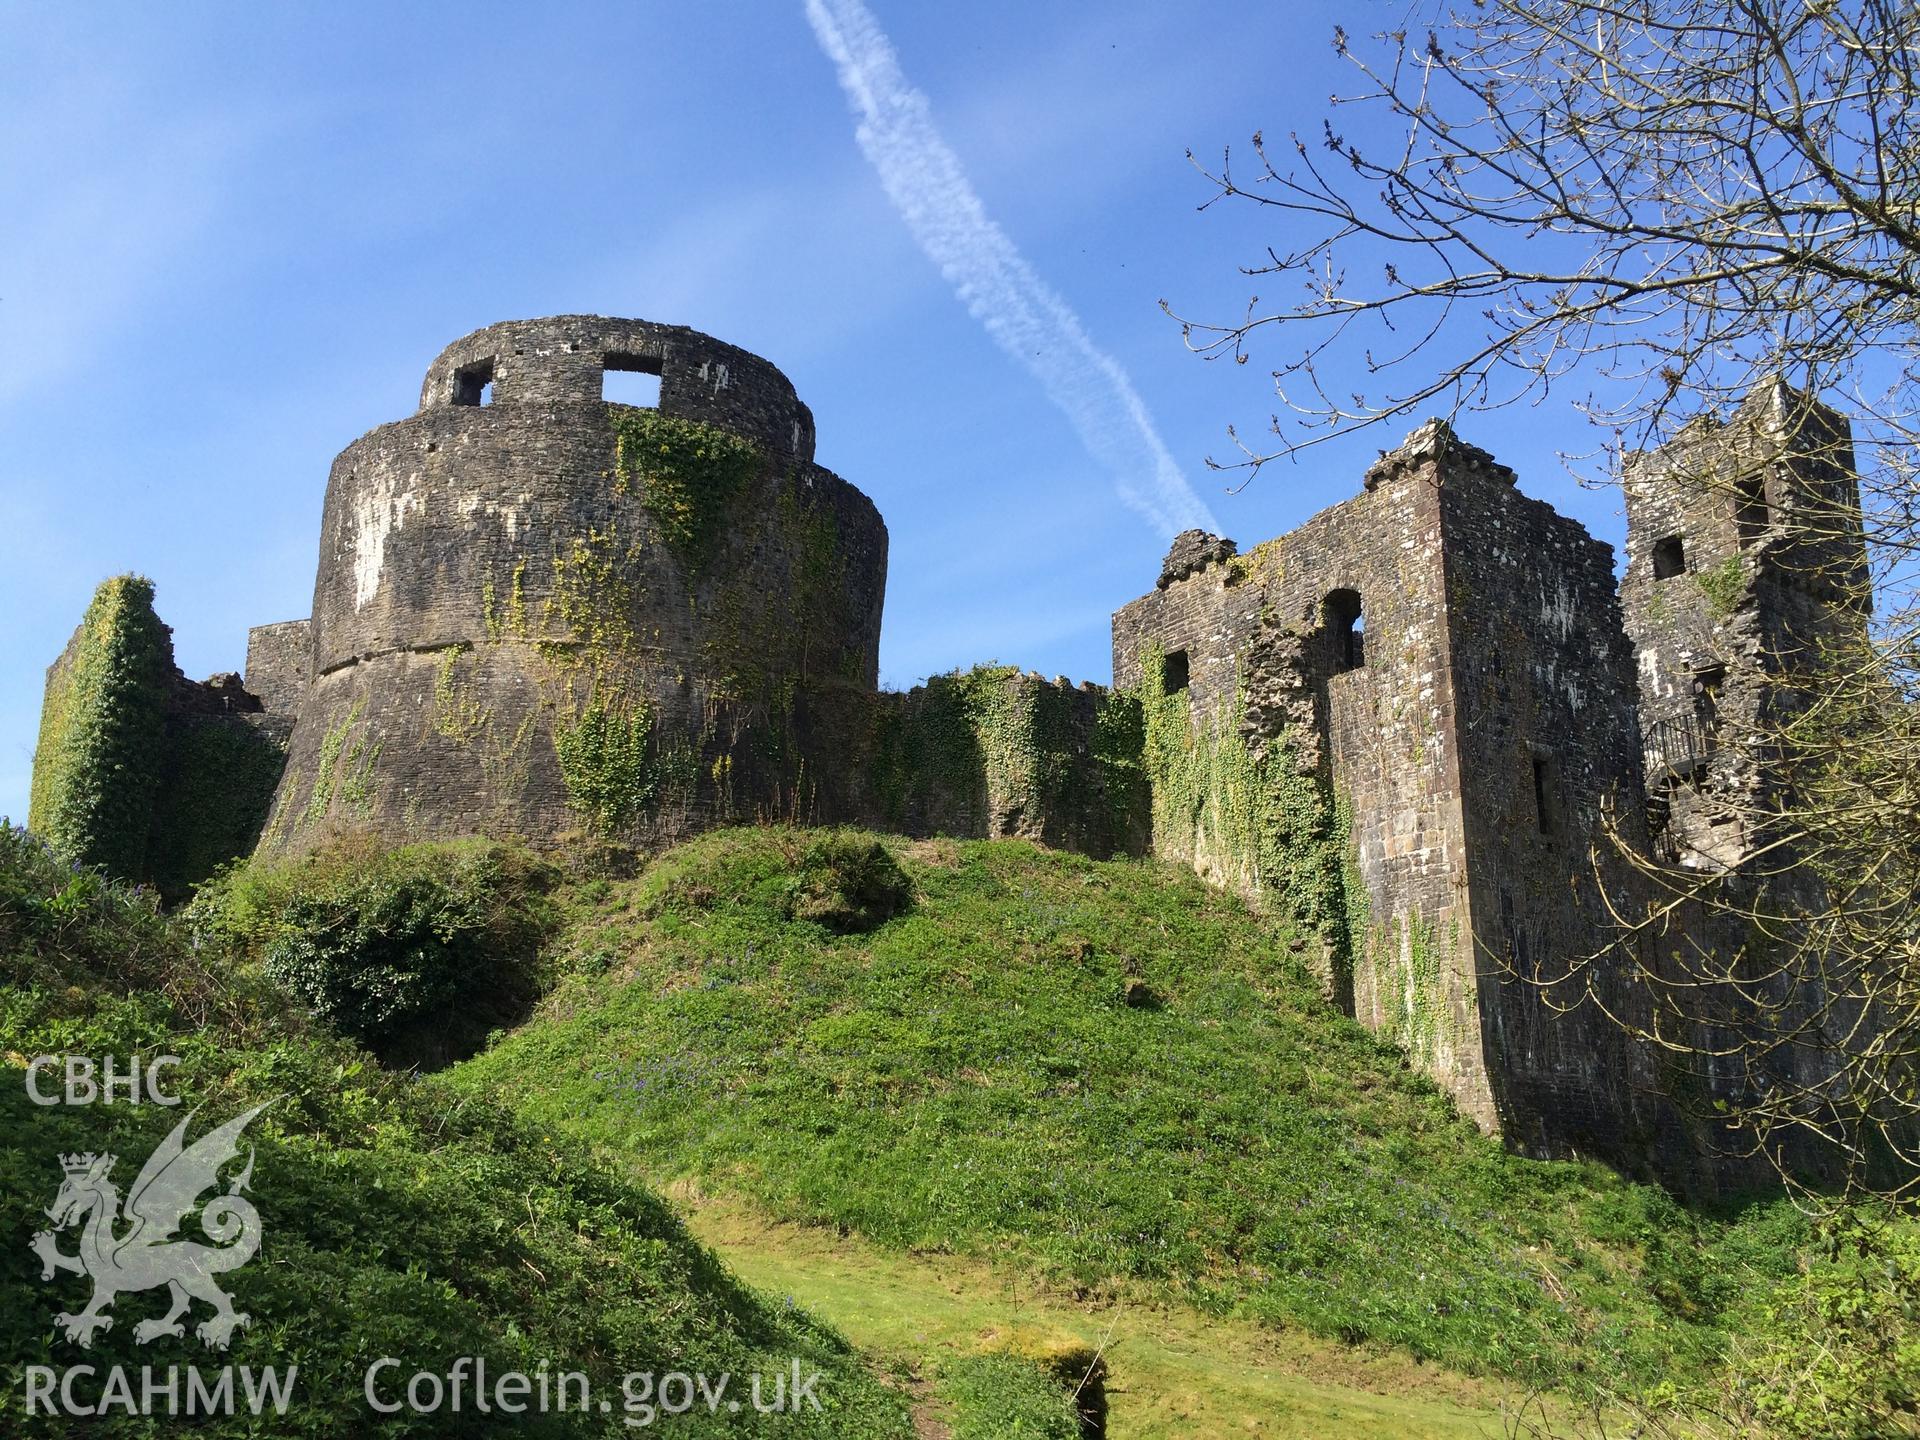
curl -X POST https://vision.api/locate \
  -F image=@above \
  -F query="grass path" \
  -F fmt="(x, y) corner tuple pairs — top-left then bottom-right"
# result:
(679, 1187), (1514, 1439)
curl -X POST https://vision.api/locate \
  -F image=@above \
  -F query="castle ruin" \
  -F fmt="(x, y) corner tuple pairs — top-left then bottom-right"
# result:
(31, 316), (1872, 1182)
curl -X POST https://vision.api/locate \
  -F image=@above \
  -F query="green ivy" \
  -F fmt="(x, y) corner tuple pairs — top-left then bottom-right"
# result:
(1378, 913), (1453, 1067)
(304, 698), (380, 827)
(869, 666), (1145, 857)
(611, 408), (761, 570)
(27, 575), (174, 881)
(1695, 554), (1747, 620)
(1133, 644), (1367, 981)
(552, 696), (688, 834)
(146, 716), (287, 903)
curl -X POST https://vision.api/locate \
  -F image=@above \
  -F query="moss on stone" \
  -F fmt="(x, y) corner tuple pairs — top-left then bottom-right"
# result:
(1695, 554), (1747, 620)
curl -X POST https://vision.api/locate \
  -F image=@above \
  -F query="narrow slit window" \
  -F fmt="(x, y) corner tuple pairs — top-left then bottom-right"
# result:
(451, 358), (496, 407)
(1652, 535), (1686, 580)
(1162, 649), (1190, 694)
(603, 352), (662, 408)
(1532, 754), (1563, 837)
(1326, 589), (1364, 672)
(1734, 473), (1769, 545)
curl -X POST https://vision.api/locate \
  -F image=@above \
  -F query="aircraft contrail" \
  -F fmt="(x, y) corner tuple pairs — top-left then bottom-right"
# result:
(803, 0), (1221, 538)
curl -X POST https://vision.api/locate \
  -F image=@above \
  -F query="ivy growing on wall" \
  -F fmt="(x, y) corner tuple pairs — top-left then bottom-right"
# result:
(1695, 554), (1748, 621)
(1381, 914), (1452, 1070)
(1133, 645), (1368, 984)
(611, 409), (762, 570)
(146, 716), (287, 903)
(552, 696), (691, 834)
(28, 575), (174, 880)
(303, 698), (381, 827)
(868, 666), (1147, 858)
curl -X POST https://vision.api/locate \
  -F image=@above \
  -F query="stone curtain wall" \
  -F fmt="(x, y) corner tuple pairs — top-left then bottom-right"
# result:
(856, 668), (1148, 860)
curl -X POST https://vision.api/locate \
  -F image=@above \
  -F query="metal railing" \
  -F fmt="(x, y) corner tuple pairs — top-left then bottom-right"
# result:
(1644, 712), (1711, 778)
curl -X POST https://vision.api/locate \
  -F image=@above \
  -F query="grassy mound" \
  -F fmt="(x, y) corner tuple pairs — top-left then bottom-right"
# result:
(0, 822), (916, 1437)
(450, 826), (1808, 1395)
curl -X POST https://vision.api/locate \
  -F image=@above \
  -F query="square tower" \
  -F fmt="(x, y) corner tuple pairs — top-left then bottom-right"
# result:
(1621, 380), (1870, 870)
(1115, 421), (1655, 1155)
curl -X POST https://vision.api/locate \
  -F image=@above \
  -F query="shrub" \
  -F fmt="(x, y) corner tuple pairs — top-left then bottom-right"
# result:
(786, 832), (914, 933)
(194, 835), (559, 1066)
(1736, 1209), (1920, 1438)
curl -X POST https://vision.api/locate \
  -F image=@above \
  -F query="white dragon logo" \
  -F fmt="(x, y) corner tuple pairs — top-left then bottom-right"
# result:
(30, 1101), (272, 1350)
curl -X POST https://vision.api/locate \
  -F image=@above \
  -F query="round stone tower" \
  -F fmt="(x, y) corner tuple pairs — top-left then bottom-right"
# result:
(259, 315), (887, 854)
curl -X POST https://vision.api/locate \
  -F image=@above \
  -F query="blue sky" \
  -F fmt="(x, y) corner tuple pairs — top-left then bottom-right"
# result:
(0, 2), (1631, 827)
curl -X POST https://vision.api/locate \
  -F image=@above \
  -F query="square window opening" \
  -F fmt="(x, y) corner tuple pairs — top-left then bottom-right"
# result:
(1162, 649), (1190, 694)
(603, 353), (662, 408)
(1652, 535), (1686, 580)
(452, 358), (496, 408)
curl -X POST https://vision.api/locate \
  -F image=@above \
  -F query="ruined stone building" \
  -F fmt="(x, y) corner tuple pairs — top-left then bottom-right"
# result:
(30, 315), (1871, 1181)
(1621, 380), (1871, 872)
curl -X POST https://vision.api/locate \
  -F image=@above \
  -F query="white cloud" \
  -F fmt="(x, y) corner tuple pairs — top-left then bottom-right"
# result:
(803, 0), (1220, 539)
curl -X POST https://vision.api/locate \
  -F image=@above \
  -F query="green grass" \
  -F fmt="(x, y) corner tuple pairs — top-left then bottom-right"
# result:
(0, 822), (918, 1438)
(448, 826), (1806, 1399)
(685, 1189), (1511, 1439)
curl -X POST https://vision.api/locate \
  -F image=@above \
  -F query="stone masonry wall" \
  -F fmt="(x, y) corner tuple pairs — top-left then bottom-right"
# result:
(1622, 381), (1871, 871)
(1115, 424), (1496, 1129)
(1434, 451), (1659, 1159)
(852, 668), (1147, 860)
(258, 316), (886, 858)
(1115, 420), (1674, 1158)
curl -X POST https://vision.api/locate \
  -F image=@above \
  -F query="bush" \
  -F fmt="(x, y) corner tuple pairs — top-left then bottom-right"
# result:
(1736, 1209), (1920, 1438)
(786, 832), (913, 934)
(0, 820), (279, 1037)
(193, 835), (559, 1067)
